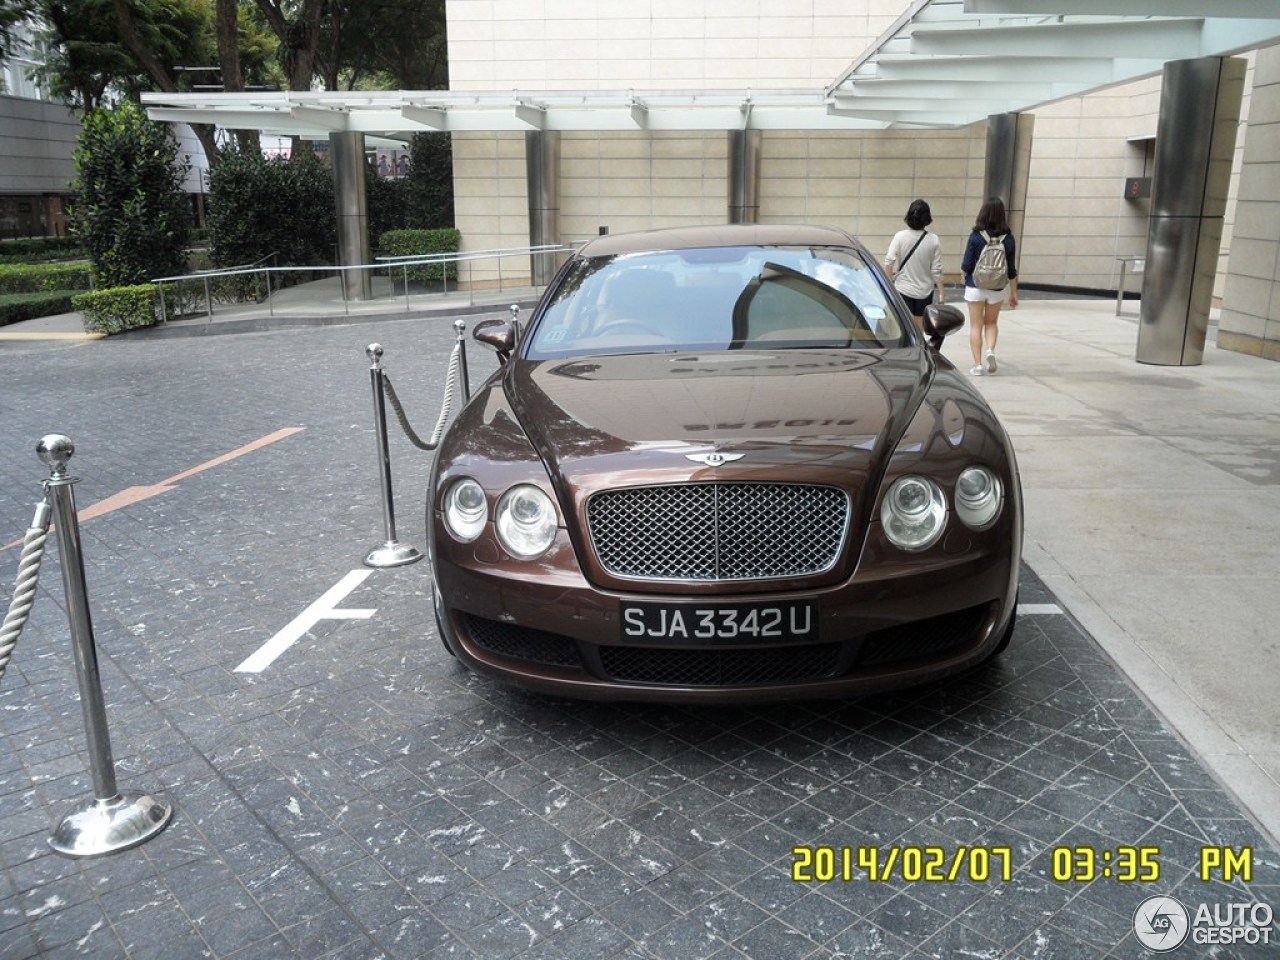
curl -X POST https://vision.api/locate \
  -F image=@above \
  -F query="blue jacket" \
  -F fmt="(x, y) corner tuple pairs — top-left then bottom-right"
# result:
(961, 230), (1018, 288)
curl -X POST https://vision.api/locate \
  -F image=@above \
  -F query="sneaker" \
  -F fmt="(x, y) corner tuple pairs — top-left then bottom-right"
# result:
(984, 350), (998, 374)
(969, 365), (984, 376)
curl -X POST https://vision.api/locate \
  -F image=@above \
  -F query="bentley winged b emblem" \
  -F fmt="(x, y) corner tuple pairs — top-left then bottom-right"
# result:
(685, 451), (745, 467)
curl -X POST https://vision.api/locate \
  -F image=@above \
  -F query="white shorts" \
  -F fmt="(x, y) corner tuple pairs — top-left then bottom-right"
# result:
(964, 285), (1007, 305)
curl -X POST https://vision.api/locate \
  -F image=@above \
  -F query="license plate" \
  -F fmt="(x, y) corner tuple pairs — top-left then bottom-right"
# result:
(620, 599), (817, 643)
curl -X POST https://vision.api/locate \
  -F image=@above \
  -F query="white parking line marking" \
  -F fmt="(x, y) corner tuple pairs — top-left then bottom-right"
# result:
(1018, 603), (1063, 615)
(235, 570), (376, 673)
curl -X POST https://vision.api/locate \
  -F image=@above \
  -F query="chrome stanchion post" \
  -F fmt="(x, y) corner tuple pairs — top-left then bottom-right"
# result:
(36, 435), (172, 858)
(363, 345), (424, 568)
(454, 319), (471, 401)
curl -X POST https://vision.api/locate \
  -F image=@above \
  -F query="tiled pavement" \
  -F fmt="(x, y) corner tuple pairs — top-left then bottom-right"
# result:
(1, 316), (1278, 959)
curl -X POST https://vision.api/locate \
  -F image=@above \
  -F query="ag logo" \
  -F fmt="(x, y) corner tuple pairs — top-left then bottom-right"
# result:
(1133, 895), (1190, 952)
(685, 452), (744, 467)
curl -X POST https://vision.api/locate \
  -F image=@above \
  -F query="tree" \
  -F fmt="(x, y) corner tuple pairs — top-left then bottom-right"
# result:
(251, 0), (323, 92)
(0, 0), (36, 61)
(70, 99), (191, 287)
(212, 0), (278, 152)
(207, 146), (335, 269)
(36, 1), (276, 163)
(317, 0), (447, 91)
(405, 131), (452, 229)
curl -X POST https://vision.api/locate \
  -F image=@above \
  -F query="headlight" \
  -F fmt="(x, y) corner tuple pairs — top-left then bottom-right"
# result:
(881, 475), (947, 551)
(496, 484), (558, 558)
(955, 466), (1002, 530)
(443, 478), (487, 542)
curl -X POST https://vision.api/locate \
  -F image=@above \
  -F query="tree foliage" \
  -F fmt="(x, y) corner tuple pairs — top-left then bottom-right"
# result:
(364, 132), (453, 237)
(34, 0), (276, 156)
(405, 131), (453, 229)
(318, 0), (447, 91)
(70, 99), (191, 286)
(207, 146), (335, 269)
(0, 0), (36, 62)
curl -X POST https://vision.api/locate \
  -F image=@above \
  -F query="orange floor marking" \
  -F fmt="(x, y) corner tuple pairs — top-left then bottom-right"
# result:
(3, 427), (305, 549)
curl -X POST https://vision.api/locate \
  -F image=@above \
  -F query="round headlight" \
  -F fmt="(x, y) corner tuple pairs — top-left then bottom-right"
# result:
(496, 484), (558, 559)
(955, 466), (1002, 530)
(443, 478), (487, 542)
(881, 475), (947, 551)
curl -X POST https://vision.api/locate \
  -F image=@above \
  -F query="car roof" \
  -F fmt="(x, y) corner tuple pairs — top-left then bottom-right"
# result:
(575, 223), (865, 259)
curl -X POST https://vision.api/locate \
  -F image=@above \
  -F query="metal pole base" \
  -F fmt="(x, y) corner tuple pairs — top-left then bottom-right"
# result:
(48, 792), (172, 858)
(364, 541), (423, 568)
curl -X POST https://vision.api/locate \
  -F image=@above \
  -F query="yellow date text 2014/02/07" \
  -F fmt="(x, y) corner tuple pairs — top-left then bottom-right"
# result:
(791, 844), (1254, 885)
(791, 845), (1014, 883)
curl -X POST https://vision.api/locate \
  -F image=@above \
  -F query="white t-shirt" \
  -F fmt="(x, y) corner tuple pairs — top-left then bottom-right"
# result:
(884, 228), (943, 300)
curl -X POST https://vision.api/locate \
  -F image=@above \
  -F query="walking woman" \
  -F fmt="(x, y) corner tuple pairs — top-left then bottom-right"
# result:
(885, 199), (944, 329)
(961, 197), (1018, 375)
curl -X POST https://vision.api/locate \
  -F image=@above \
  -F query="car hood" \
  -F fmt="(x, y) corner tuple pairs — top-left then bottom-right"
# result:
(508, 349), (930, 501)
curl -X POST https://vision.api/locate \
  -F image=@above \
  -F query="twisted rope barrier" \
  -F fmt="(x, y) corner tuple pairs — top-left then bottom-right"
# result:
(0, 498), (52, 684)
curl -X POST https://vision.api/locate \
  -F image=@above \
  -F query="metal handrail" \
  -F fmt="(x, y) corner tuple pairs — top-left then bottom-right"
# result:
(151, 243), (575, 322)
(374, 243), (568, 264)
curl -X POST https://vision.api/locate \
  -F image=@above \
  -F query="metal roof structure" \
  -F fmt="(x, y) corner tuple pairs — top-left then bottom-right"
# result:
(141, 1), (1280, 136)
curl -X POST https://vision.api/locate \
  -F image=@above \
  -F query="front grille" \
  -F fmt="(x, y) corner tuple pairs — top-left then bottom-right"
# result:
(587, 483), (849, 581)
(462, 614), (583, 668)
(855, 604), (989, 667)
(599, 643), (842, 687)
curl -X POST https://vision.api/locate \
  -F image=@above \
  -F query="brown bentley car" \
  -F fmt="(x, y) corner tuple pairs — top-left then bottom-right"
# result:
(428, 224), (1022, 702)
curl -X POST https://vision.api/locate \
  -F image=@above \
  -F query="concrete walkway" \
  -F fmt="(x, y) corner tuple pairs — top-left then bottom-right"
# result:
(4, 285), (1278, 845)
(936, 299), (1280, 844)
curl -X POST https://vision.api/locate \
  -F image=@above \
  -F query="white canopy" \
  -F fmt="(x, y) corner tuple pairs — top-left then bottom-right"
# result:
(142, 1), (1280, 136)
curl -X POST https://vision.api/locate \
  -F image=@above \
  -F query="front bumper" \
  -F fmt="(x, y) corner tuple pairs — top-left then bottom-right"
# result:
(432, 541), (1018, 704)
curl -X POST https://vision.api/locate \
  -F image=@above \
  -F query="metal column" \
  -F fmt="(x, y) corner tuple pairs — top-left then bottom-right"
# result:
(330, 131), (373, 301)
(728, 130), (762, 225)
(984, 113), (1034, 255)
(1137, 57), (1246, 366)
(526, 131), (561, 287)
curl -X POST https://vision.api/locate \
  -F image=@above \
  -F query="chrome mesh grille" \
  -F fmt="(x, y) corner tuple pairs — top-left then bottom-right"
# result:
(587, 483), (849, 581)
(599, 643), (842, 687)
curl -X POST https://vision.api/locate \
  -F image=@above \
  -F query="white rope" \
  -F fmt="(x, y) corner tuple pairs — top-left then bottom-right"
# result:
(382, 342), (463, 451)
(0, 500), (52, 683)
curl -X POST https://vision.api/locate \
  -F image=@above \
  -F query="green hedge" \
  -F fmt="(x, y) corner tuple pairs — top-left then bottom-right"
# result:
(72, 285), (168, 335)
(0, 291), (78, 326)
(0, 237), (84, 258)
(0, 262), (93, 294)
(378, 228), (461, 283)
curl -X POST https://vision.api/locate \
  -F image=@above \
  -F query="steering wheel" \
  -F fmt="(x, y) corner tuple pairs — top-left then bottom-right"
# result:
(595, 318), (666, 338)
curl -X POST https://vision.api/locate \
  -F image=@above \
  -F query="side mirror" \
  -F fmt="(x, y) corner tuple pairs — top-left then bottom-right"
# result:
(474, 319), (515, 364)
(922, 303), (965, 350)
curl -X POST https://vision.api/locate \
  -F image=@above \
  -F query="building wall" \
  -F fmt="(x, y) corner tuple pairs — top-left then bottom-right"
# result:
(446, 0), (903, 90)
(755, 128), (987, 275)
(1219, 43), (1280, 360)
(1018, 78), (1160, 295)
(447, 2), (1274, 363)
(453, 125), (993, 285)
(0, 95), (81, 238)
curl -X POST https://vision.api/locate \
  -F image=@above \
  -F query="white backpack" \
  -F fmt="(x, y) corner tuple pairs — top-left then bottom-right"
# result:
(974, 231), (1009, 291)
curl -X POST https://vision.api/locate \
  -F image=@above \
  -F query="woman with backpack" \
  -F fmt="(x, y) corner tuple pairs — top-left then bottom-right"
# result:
(961, 196), (1019, 376)
(885, 198), (945, 329)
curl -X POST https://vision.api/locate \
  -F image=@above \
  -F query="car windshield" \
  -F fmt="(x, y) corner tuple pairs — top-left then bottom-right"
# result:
(525, 245), (911, 359)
